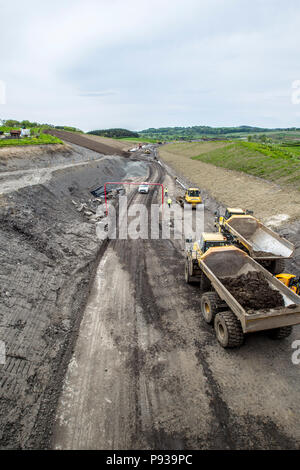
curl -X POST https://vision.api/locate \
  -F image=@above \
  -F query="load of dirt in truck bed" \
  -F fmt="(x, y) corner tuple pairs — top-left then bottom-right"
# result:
(221, 271), (284, 311)
(252, 250), (281, 258)
(227, 216), (258, 239)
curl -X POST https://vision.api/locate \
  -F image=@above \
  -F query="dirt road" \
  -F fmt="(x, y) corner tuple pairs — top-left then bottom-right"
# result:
(0, 144), (148, 449)
(52, 153), (300, 450)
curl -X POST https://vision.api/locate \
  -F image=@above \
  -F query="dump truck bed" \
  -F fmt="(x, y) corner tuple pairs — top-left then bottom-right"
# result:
(224, 216), (294, 260)
(199, 246), (300, 333)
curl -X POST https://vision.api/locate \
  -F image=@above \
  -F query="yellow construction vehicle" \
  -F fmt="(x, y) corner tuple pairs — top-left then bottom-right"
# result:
(185, 234), (300, 348)
(214, 207), (294, 274)
(185, 188), (202, 208)
(215, 207), (249, 232)
(276, 273), (300, 295)
(177, 188), (202, 209)
(185, 232), (229, 285)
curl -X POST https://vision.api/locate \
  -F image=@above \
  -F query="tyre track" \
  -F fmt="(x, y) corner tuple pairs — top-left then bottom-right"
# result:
(51, 147), (300, 450)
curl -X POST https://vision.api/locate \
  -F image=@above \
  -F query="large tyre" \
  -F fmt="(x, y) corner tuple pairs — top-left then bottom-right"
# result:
(185, 258), (192, 284)
(185, 258), (197, 284)
(214, 311), (244, 348)
(267, 325), (293, 339)
(185, 258), (200, 285)
(201, 292), (221, 324)
(270, 258), (286, 275)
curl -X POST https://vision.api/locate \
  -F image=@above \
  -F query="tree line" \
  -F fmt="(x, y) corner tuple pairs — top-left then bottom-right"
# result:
(87, 128), (139, 138)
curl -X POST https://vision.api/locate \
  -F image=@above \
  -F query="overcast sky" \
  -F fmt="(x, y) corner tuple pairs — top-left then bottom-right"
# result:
(1, 0), (300, 131)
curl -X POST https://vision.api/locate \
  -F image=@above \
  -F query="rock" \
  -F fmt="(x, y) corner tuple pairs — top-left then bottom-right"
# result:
(77, 204), (85, 212)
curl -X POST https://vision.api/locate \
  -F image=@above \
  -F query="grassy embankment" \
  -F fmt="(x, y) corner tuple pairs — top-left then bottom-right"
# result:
(0, 127), (63, 147)
(191, 141), (300, 190)
(159, 141), (300, 221)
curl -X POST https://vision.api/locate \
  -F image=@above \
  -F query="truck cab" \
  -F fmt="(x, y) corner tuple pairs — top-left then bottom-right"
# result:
(276, 273), (300, 295)
(185, 232), (231, 287)
(215, 207), (252, 231)
(184, 188), (202, 208)
(190, 233), (229, 259)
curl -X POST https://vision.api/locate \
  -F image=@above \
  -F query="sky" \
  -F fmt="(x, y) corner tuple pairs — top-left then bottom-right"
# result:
(1, 0), (300, 132)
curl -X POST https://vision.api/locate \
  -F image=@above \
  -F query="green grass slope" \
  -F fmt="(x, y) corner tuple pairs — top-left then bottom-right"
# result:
(191, 141), (300, 190)
(0, 133), (62, 147)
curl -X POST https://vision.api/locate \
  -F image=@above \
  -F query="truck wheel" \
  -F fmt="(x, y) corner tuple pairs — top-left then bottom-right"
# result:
(270, 258), (285, 275)
(185, 258), (191, 283)
(267, 326), (293, 339)
(185, 258), (200, 285)
(214, 311), (244, 348)
(185, 258), (195, 284)
(201, 292), (220, 324)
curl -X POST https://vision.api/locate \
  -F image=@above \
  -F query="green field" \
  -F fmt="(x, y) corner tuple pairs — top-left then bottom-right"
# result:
(139, 125), (300, 142)
(191, 141), (300, 190)
(0, 132), (62, 147)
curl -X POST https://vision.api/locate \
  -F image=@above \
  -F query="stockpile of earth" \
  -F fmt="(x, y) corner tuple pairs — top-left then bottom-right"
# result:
(221, 271), (284, 310)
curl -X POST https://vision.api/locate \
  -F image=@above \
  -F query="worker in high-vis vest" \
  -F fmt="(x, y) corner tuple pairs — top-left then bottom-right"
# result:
(164, 187), (168, 196)
(167, 198), (172, 208)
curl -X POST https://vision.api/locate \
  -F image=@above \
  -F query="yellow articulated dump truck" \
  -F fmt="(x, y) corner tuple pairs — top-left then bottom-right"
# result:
(276, 273), (299, 295)
(185, 233), (300, 348)
(177, 188), (202, 209)
(214, 207), (294, 274)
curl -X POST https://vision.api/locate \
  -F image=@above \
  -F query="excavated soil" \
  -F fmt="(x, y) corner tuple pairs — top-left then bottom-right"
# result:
(228, 217), (258, 239)
(252, 250), (280, 257)
(45, 129), (131, 157)
(0, 146), (148, 449)
(221, 272), (284, 311)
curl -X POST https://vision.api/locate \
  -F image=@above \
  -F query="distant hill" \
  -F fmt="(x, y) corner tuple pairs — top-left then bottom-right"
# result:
(139, 125), (300, 141)
(87, 128), (139, 139)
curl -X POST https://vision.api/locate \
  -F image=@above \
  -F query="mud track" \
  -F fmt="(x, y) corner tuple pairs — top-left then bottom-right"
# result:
(0, 145), (148, 449)
(1, 135), (299, 450)
(52, 150), (300, 450)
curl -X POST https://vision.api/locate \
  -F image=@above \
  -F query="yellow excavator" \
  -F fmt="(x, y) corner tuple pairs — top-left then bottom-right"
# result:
(276, 273), (300, 295)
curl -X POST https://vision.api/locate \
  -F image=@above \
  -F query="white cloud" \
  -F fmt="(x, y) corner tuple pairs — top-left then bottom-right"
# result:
(1, 0), (300, 129)
(78, 90), (119, 97)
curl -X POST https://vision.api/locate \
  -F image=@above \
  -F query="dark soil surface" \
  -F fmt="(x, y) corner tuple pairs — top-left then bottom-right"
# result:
(221, 271), (284, 311)
(253, 250), (281, 258)
(0, 146), (148, 449)
(45, 129), (130, 157)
